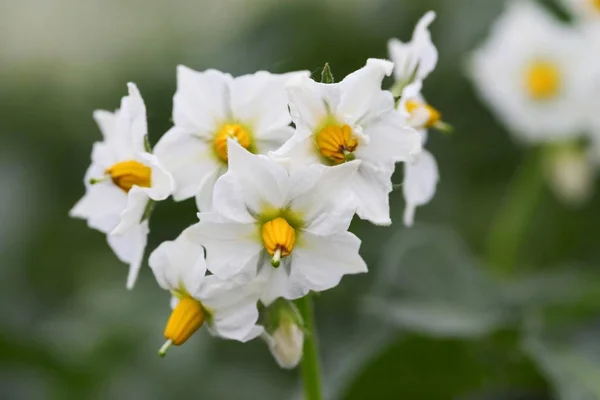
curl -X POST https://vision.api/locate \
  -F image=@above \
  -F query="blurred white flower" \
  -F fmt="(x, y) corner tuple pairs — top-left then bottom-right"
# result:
(154, 67), (309, 211)
(388, 11), (438, 86)
(70, 83), (174, 289)
(468, 0), (592, 143)
(274, 59), (421, 225)
(149, 228), (266, 356)
(188, 141), (368, 305)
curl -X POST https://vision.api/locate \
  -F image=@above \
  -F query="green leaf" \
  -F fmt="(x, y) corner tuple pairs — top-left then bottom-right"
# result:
(364, 225), (508, 338)
(523, 320), (600, 399)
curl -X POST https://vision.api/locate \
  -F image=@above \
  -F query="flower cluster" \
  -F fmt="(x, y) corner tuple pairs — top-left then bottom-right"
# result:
(468, 0), (600, 205)
(70, 12), (443, 367)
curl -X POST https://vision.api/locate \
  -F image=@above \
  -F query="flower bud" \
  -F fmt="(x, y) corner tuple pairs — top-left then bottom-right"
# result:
(261, 299), (304, 369)
(544, 142), (594, 206)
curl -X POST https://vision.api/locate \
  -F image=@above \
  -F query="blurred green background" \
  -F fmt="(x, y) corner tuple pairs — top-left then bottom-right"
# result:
(2, 0), (600, 399)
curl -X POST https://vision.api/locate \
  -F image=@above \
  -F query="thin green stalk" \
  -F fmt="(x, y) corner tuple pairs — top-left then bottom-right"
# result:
(484, 147), (546, 276)
(296, 294), (323, 400)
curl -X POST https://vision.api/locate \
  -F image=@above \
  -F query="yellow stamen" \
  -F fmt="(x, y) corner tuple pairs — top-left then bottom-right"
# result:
(160, 296), (205, 356)
(214, 123), (252, 162)
(104, 160), (152, 193)
(405, 100), (442, 129)
(592, 0), (600, 12)
(315, 124), (358, 164)
(262, 217), (296, 267)
(525, 61), (561, 100)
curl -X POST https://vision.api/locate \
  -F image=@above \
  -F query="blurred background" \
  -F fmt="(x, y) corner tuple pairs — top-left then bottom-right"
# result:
(2, 0), (600, 398)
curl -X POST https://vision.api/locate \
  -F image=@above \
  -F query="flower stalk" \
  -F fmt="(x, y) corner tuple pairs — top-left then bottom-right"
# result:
(484, 147), (545, 275)
(296, 294), (323, 400)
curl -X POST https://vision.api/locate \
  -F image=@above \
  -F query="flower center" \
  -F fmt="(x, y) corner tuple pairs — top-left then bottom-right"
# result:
(405, 100), (442, 129)
(262, 217), (296, 267)
(524, 61), (561, 100)
(315, 124), (358, 164)
(214, 123), (252, 162)
(159, 296), (205, 356)
(592, 0), (600, 12)
(104, 160), (151, 193)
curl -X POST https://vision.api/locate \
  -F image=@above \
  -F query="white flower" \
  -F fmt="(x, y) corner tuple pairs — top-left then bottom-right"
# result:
(188, 141), (368, 305)
(153, 66), (309, 211)
(468, 0), (593, 143)
(388, 11), (438, 85)
(70, 83), (174, 289)
(274, 59), (421, 225)
(262, 321), (303, 369)
(149, 228), (266, 356)
(559, 0), (600, 22)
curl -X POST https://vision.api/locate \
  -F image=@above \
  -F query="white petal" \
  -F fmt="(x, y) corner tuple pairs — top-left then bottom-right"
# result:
(205, 303), (260, 342)
(230, 70), (309, 136)
(174, 66), (232, 138)
(388, 11), (438, 82)
(337, 58), (394, 124)
(186, 216), (262, 279)
(199, 272), (267, 342)
(289, 231), (367, 293)
(402, 149), (439, 226)
(107, 220), (149, 289)
(352, 162), (395, 225)
(289, 161), (359, 236)
(270, 134), (323, 173)
(212, 140), (289, 223)
(194, 167), (222, 212)
(70, 183), (126, 234)
(260, 264), (309, 305)
(253, 125), (296, 155)
(355, 112), (422, 165)
(148, 227), (207, 293)
(111, 187), (150, 235)
(286, 74), (340, 133)
(70, 155), (128, 233)
(92, 110), (117, 142)
(154, 126), (222, 201)
(137, 152), (175, 201)
(111, 83), (148, 160)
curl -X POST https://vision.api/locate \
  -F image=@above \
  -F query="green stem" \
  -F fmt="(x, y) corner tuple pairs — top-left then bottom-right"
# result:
(296, 294), (323, 400)
(484, 147), (546, 276)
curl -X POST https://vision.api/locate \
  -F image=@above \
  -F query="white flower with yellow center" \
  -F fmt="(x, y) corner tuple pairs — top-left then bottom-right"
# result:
(468, 0), (592, 143)
(273, 59), (422, 225)
(396, 81), (440, 226)
(70, 83), (174, 289)
(149, 228), (266, 356)
(388, 11), (438, 87)
(188, 140), (368, 305)
(153, 66), (309, 211)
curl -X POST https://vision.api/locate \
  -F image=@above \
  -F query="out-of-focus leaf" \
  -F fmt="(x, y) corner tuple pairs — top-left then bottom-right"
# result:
(364, 225), (508, 338)
(365, 298), (503, 338)
(523, 318), (600, 400)
(503, 268), (600, 310)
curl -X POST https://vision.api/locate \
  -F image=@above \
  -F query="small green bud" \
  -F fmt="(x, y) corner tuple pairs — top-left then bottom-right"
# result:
(321, 63), (334, 84)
